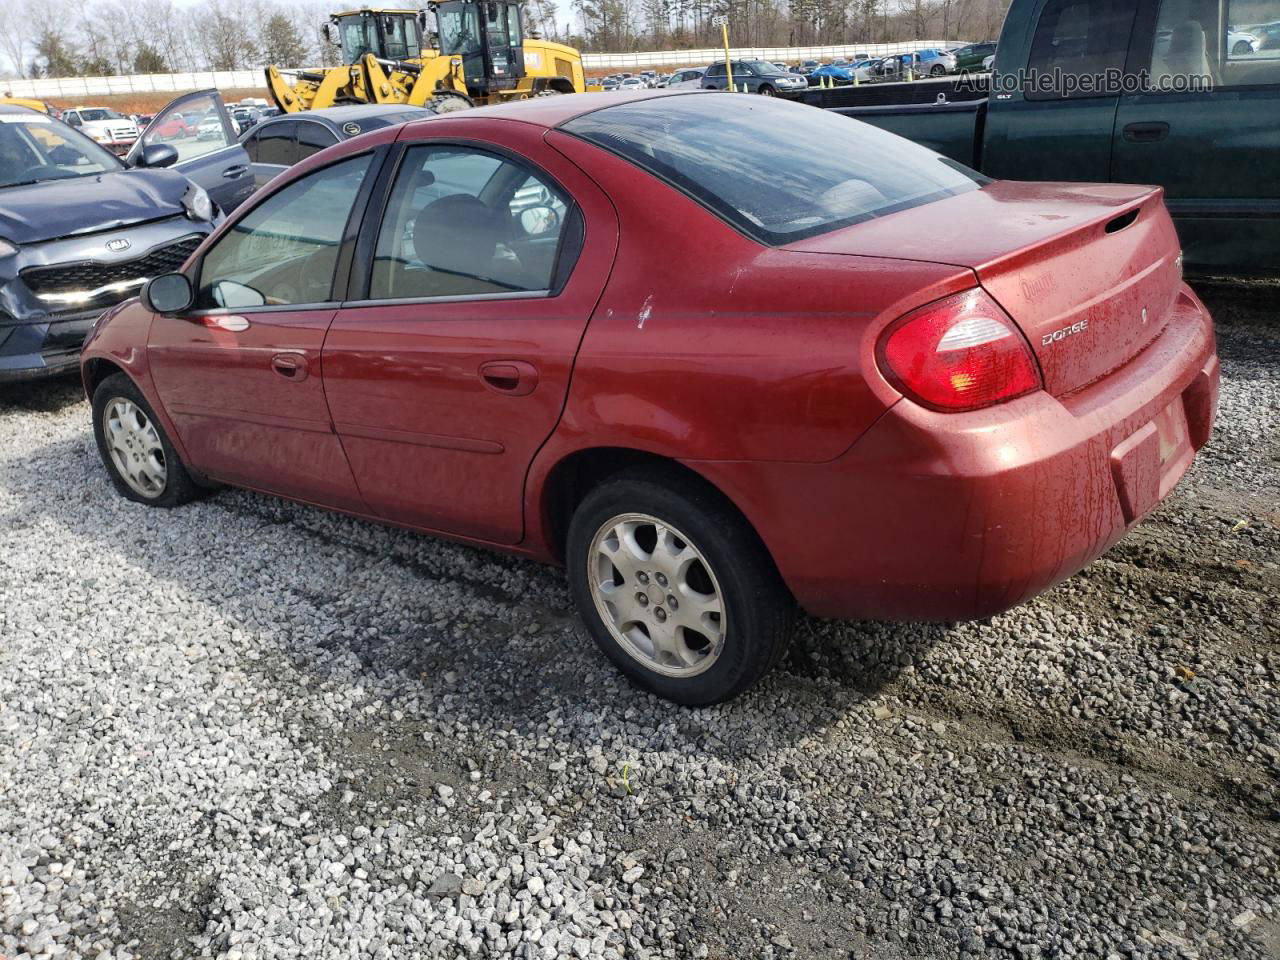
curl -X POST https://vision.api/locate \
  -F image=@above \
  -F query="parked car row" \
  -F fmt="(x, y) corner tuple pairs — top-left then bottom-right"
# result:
(593, 44), (998, 94)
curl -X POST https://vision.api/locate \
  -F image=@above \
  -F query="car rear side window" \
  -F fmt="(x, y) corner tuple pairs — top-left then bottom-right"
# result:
(368, 145), (572, 300)
(247, 120), (298, 166)
(1143, 0), (1280, 90)
(1025, 0), (1139, 99)
(297, 122), (339, 160)
(562, 95), (986, 245)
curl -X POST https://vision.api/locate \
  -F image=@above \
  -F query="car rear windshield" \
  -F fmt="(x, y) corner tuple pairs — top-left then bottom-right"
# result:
(563, 95), (986, 245)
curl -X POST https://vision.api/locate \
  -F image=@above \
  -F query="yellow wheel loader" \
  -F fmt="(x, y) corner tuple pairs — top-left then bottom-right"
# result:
(266, 2), (588, 114)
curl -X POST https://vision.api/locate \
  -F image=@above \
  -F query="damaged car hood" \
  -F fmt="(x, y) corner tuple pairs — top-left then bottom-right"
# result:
(0, 169), (189, 245)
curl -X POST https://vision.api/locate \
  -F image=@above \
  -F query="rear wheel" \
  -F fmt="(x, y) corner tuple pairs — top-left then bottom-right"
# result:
(92, 373), (202, 508)
(567, 469), (794, 705)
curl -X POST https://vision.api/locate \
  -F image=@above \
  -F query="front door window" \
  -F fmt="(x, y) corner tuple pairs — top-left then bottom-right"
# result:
(197, 154), (372, 309)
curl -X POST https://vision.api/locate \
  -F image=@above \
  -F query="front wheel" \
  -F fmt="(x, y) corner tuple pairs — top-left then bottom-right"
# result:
(1233, 40), (1254, 55)
(931, 65), (946, 76)
(92, 372), (203, 508)
(567, 469), (794, 705)
(758, 84), (775, 96)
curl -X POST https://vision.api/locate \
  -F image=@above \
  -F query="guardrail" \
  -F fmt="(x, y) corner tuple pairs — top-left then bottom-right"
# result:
(1, 42), (961, 99)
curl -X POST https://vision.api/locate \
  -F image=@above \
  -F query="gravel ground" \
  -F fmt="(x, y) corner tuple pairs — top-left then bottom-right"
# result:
(1, 283), (1277, 960)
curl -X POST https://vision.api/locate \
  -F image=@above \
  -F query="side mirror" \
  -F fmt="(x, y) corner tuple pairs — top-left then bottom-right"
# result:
(519, 205), (560, 237)
(135, 143), (179, 169)
(142, 273), (194, 314)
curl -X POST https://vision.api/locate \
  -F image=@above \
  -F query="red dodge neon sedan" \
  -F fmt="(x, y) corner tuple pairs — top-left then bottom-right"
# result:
(81, 92), (1220, 705)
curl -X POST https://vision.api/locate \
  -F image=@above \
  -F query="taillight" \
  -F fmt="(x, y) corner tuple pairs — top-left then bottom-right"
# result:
(876, 289), (1042, 412)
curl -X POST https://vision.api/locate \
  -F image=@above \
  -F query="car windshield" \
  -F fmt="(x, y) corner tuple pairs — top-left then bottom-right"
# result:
(0, 115), (121, 189)
(76, 108), (124, 122)
(564, 95), (987, 245)
(745, 59), (786, 75)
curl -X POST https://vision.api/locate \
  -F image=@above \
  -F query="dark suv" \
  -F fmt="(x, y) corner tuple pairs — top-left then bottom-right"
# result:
(701, 60), (809, 95)
(0, 92), (249, 381)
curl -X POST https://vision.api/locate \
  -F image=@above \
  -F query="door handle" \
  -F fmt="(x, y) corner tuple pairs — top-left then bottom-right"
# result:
(479, 360), (538, 396)
(1123, 122), (1170, 143)
(271, 352), (309, 382)
(222, 164), (249, 179)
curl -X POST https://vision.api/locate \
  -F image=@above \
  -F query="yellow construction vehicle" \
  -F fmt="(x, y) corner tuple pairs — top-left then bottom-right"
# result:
(266, 2), (587, 114)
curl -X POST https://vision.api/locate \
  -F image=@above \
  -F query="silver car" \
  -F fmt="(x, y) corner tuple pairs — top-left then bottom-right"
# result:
(666, 67), (707, 89)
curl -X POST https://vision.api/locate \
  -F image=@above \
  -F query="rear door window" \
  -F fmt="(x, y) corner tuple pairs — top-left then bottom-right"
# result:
(1025, 0), (1138, 98)
(563, 95), (985, 245)
(368, 145), (570, 300)
(248, 120), (298, 166)
(1142, 0), (1280, 90)
(296, 121), (340, 160)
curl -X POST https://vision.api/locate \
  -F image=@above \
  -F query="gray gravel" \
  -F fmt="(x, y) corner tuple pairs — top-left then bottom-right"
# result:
(1, 283), (1277, 960)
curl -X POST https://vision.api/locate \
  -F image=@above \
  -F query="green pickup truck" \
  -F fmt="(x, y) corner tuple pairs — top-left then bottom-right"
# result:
(791, 0), (1280, 277)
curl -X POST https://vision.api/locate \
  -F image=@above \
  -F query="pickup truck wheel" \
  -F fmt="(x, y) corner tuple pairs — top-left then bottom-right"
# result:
(567, 469), (794, 705)
(758, 84), (776, 96)
(92, 373), (202, 508)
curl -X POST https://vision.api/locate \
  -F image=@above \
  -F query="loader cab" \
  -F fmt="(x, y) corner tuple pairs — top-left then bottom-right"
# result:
(433, 0), (526, 95)
(329, 9), (424, 63)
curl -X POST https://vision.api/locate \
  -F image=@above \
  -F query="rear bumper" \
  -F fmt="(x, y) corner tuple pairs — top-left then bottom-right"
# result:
(688, 286), (1219, 621)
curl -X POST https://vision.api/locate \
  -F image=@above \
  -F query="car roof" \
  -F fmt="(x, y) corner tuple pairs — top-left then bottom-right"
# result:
(399, 89), (718, 134)
(0, 104), (40, 116)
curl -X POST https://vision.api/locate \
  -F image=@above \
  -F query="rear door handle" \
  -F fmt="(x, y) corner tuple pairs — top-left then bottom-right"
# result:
(479, 360), (538, 396)
(1123, 122), (1170, 143)
(271, 352), (309, 381)
(222, 164), (249, 179)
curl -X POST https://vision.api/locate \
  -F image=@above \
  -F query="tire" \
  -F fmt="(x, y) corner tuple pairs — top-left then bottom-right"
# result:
(758, 84), (775, 96)
(566, 468), (794, 705)
(1233, 40), (1253, 55)
(428, 92), (475, 113)
(931, 65), (946, 76)
(91, 372), (203, 508)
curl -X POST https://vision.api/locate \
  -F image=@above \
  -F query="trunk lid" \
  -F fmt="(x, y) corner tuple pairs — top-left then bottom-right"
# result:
(789, 181), (1184, 397)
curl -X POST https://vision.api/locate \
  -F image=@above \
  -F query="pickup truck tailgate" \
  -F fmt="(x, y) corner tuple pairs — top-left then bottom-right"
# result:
(789, 181), (1185, 397)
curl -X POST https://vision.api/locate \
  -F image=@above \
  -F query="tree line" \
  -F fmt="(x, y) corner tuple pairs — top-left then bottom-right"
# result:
(547, 0), (1011, 54)
(0, 0), (1012, 79)
(0, 0), (339, 78)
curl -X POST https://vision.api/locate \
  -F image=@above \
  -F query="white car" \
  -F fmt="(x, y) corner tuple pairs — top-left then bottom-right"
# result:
(59, 107), (138, 156)
(618, 77), (647, 91)
(1228, 29), (1259, 55)
(666, 67), (707, 89)
(851, 59), (881, 82)
(197, 115), (228, 140)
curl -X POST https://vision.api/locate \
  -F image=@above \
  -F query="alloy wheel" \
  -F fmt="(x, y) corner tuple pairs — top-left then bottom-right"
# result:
(587, 513), (727, 678)
(103, 397), (167, 499)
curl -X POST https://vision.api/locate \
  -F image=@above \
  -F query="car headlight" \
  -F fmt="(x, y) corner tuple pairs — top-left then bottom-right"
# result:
(0, 238), (16, 258)
(182, 184), (214, 222)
